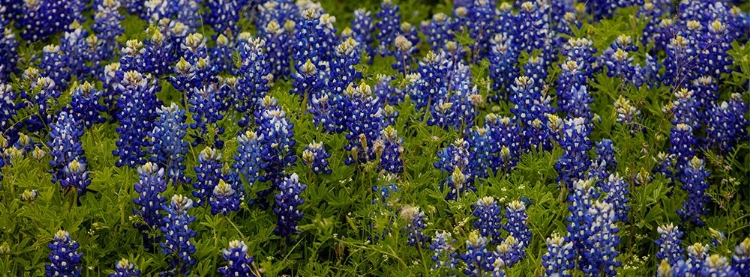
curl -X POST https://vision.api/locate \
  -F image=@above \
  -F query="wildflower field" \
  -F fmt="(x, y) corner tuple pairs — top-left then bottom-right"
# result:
(2, 0), (750, 276)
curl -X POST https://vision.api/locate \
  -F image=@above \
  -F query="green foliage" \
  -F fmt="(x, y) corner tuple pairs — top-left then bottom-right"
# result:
(1, 1), (749, 277)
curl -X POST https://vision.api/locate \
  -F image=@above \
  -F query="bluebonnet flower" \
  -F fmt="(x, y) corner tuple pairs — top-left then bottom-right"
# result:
(0, 27), (18, 81)
(602, 47), (641, 87)
(669, 123), (696, 180)
(677, 156), (710, 226)
(0, 83), (21, 140)
(189, 84), (225, 148)
(655, 223), (685, 265)
(375, 0), (400, 57)
(495, 235), (525, 268)
(488, 34), (518, 101)
(553, 10), (578, 39)
(555, 117), (592, 189)
(411, 51), (448, 111)
(566, 179), (599, 251)
(523, 56), (547, 95)
(120, 39), (146, 73)
(561, 38), (597, 76)
(589, 0), (643, 20)
(317, 13), (339, 62)
(302, 141), (332, 175)
(653, 152), (675, 185)
(465, 0), (495, 61)
(613, 96), (641, 134)
(580, 201), (621, 277)
(702, 255), (739, 277)
(638, 2), (664, 48)
(160, 195), (197, 276)
(255, 96), (296, 186)
(210, 173), (244, 215)
(148, 103), (188, 186)
(706, 93), (748, 154)
(293, 9), (325, 70)
(210, 35), (234, 75)
(263, 20), (294, 79)
(113, 71), (161, 168)
(218, 240), (256, 277)
(60, 158), (91, 197)
(392, 35), (415, 76)
(468, 127), (496, 179)
(423, 13), (455, 52)
(256, 0), (298, 32)
(21, 0), (74, 42)
(193, 147), (223, 206)
(689, 76), (718, 118)
(144, 0), (174, 23)
(430, 231), (459, 271)
(600, 174), (630, 222)
(123, 0), (144, 17)
(671, 88), (700, 131)
(48, 112), (86, 192)
(236, 35), (271, 126)
(504, 200), (530, 248)
(207, 0), (239, 36)
(461, 231), (494, 276)
(233, 130), (262, 187)
(542, 232), (575, 277)
(486, 114), (521, 173)
(686, 243), (710, 275)
(46, 230), (82, 277)
(0, 0), (21, 24)
(170, 58), (198, 96)
(69, 82), (106, 129)
(292, 59), (322, 108)
(400, 205), (428, 247)
(308, 93), (340, 133)
(494, 3), (515, 40)
(180, 33), (208, 65)
(733, 238), (750, 276)
(274, 173), (306, 241)
(515, 1), (550, 55)
(143, 30), (173, 77)
(166, 21), (190, 60)
(60, 21), (89, 80)
(329, 37), (361, 96)
(133, 162), (166, 241)
(557, 61), (588, 117)
(435, 139), (474, 200)
(427, 77), (480, 132)
(382, 105), (399, 128)
(641, 54), (662, 89)
(651, 18), (677, 53)
(372, 177), (397, 205)
(509, 76), (537, 128)
(568, 86), (594, 120)
(375, 126), (402, 174)
(92, 0), (124, 61)
(40, 45), (71, 92)
(109, 258), (141, 277)
(351, 8), (374, 56)
(664, 35), (697, 87)
(13, 132), (36, 154)
(101, 62), (123, 115)
(589, 139), (617, 183)
(473, 196), (503, 244)
(173, 0), (201, 29)
(25, 76), (62, 133)
(699, 20), (733, 78)
(342, 83), (383, 165)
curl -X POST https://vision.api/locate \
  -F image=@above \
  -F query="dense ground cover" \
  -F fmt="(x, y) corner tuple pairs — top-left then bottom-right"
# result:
(1, 0), (750, 276)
